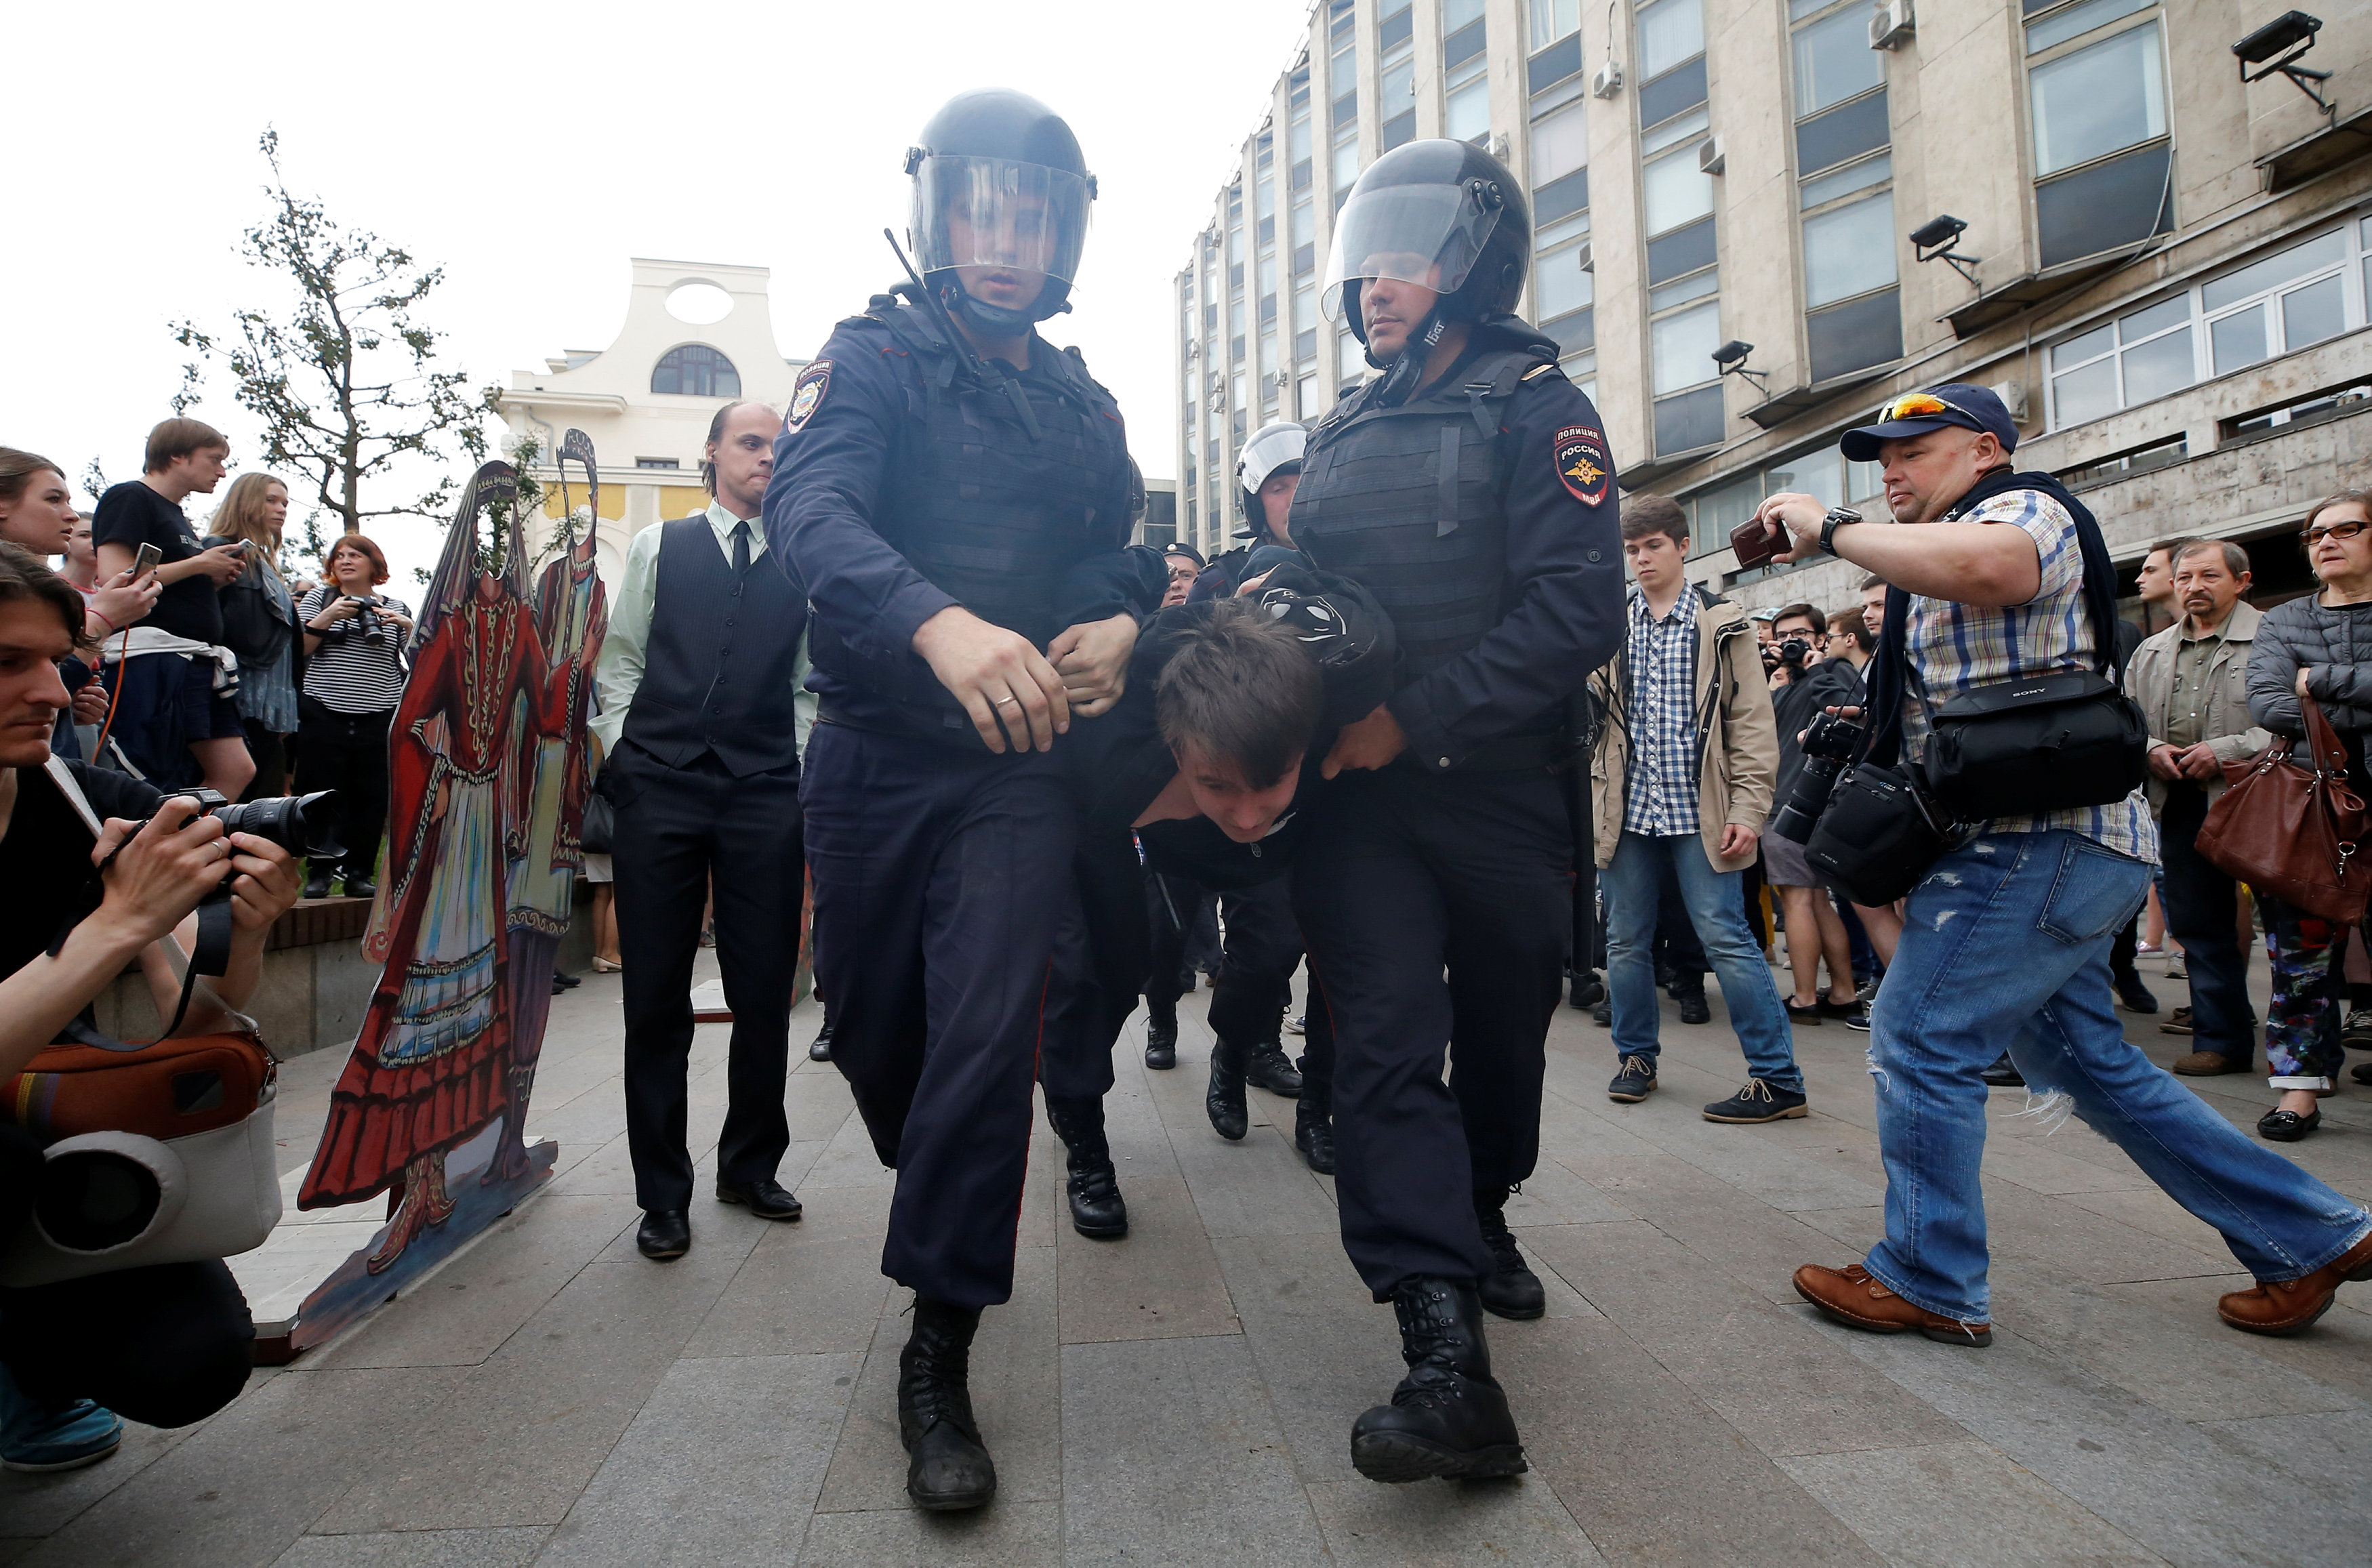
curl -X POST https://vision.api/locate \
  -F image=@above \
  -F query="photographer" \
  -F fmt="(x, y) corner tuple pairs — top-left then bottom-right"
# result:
(1761, 603), (1866, 1028)
(1758, 385), (2371, 1346)
(0, 543), (301, 1469)
(295, 535), (412, 899)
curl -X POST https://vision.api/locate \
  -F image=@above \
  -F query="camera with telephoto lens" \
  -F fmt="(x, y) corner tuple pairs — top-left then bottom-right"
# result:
(349, 594), (390, 643)
(1770, 711), (1867, 844)
(165, 787), (344, 865)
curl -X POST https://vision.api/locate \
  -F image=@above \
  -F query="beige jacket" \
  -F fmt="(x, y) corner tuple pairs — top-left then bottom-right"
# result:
(1587, 587), (1778, 872)
(2127, 600), (2271, 811)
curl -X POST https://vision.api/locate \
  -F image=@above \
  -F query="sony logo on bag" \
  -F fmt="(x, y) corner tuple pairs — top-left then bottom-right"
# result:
(2011, 686), (2046, 697)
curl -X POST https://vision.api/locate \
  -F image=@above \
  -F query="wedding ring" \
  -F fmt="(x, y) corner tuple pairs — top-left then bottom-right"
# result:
(996, 696), (1018, 707)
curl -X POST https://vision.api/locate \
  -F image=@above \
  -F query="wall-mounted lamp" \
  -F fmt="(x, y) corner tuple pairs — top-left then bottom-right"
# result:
(2234, 11), (2335, 119)
(1910, 214), (1982, 289)
(1712, 340), (1770, 394)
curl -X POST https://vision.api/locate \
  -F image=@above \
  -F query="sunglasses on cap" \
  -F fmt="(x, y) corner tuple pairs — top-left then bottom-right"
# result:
(1877, 392), (1982, 425)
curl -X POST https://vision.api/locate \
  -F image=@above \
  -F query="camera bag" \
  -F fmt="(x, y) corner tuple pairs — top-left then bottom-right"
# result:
(1, 1030), (283, 1287)
(1805, 762), (1956, 907)
(1919, 669), (2149, 821)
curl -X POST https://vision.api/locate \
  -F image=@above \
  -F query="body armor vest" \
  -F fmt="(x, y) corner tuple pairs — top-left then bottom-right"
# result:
(620, 516), (806, 777)
(866, 300), (1125, 648)
(1288, 345), (1553, 682)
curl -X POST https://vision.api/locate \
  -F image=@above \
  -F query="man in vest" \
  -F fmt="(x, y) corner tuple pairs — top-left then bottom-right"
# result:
(594, 398), (809, 1263)
(767, 91), (1149, 1514)
(1285, 140), (1625, 1483)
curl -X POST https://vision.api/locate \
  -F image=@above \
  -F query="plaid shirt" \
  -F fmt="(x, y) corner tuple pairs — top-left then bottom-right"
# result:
(1899, 488), (2157, 863)
(1622, 582), (1702, 838)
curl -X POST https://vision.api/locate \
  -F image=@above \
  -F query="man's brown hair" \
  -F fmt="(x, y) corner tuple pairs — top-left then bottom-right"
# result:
(1155, 598), (1322, 791)
(0, 541), (91, 651)
(1618, 494), (1689, 546)
(1774, 601), (1826, 636)
(144, 417), (228, 474)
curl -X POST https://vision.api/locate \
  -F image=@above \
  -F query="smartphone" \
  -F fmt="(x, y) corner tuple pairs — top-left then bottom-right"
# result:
(1730, 516), (1782, 569)
(131, 542), (163, 578)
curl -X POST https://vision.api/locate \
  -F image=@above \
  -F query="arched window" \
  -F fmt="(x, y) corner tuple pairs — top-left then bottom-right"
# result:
(651, 344), (740, 398)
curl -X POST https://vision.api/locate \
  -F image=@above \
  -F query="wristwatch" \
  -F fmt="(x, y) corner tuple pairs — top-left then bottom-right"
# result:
(1818, 506), (1862, 557)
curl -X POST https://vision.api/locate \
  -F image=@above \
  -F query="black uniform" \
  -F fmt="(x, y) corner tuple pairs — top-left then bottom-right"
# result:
(1286, 325), (1624, 1297)
(612, 514), (807, 1214)
(767, 295), (1140, 1311)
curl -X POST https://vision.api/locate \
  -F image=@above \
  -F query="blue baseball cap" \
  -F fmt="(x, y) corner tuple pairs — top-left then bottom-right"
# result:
(1839, 382), (2019, 463)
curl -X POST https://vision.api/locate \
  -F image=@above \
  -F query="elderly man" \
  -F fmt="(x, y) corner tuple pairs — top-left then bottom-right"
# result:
(2129, 540), (2268, 1076)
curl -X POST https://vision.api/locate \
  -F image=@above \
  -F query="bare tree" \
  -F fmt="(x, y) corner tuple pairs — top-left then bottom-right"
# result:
(173, 127), (493, 541)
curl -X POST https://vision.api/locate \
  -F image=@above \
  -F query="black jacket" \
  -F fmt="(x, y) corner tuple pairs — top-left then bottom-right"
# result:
(2248, 592), (2372, 739)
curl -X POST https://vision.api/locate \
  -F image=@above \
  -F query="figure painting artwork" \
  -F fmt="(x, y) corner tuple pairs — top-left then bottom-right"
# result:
(288, 443), (607, 1349)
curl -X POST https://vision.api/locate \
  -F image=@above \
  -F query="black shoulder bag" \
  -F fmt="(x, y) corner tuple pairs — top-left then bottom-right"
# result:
(1803, 470), (2144, 907)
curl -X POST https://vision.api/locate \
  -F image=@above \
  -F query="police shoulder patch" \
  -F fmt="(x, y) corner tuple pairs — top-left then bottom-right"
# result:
(786, 360), (832, 432)
(1553, 424), (1610, 506)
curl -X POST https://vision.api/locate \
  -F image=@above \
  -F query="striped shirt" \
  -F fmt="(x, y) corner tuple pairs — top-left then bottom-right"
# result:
(1898, 488), (2156, 863)
(1622, 581), (1702, 838)
(298, 587), (412, 715)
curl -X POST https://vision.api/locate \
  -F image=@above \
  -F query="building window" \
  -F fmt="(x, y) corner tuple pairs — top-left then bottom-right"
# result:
(2028, 13), (2171, 267)
(1290, 81), (1314, 194)
(1528, 0), (1584, 91)
(634, 457), (680, 470)
(1685, 440), (1881, 564)
(1444, 0), (1490, 144)
(2045, 223), (2369, 429)
(1532, 98), (1589, 250)
(1292, 199), (1317, 278)
(1651, 300), (1723, 455)
(1635, 0), (1707, 128)
(1792, 0), (1898, 384)
(1381, 0), (1417, 150)
(1537, 243), (1595, 365)
(1331, 0), (1361, 207)
(651, 344), (739, 398)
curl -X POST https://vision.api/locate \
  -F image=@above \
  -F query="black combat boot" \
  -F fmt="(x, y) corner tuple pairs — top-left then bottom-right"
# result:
(1244, 1039), (1304, 1096)
(1294, 1095), (1336, 1174)
(1473, 1187), (1546, 1320)
(1351, 1277), (1528, 1483)
(1044, 1095), (1128, 1239)
(898, 1298), (997, 1511)
(1144, 1004), (1178, 1070)
(1206, 1037), (1248, 1140)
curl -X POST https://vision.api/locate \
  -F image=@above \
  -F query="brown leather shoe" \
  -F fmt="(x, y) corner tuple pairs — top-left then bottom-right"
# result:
(2217, 1231), (2372, 1336)
(1794, 1262), (1992, 1346)
(2173, 1050), (2254, 1075)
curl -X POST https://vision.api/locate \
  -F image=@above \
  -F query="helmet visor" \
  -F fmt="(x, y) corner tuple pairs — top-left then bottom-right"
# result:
(1236, 423), (1308, 494)
(1320, 182), (1501, 321)
(909, 155), (1092, 286)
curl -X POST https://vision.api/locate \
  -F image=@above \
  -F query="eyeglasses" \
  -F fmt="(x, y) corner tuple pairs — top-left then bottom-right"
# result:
(1878, 392), (1980, 425)
(2303, 519), (2370, 547)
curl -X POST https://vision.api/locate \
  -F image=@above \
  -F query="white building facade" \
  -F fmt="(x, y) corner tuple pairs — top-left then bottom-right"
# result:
(495, 258), (808, 581)
(1177, 0), (2372, 616)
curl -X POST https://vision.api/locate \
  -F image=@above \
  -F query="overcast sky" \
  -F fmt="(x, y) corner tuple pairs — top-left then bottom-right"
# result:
(3, 0), (1313, 584)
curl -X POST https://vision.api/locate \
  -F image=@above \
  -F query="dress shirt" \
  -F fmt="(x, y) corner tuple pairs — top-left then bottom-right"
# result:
(593, 501), (809, 756)
(1621, 581), (1702, 838)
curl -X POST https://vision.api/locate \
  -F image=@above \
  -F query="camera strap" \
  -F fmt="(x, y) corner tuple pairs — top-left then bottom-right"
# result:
(41, 758), (239, 1052)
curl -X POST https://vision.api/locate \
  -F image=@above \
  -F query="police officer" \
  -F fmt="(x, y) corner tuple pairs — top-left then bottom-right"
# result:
(1285, 140), (1624, 1483)
(767, 90), (1145, 1514)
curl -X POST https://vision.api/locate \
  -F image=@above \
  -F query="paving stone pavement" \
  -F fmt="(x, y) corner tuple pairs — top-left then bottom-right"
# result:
(5, 948), (2369, 1567)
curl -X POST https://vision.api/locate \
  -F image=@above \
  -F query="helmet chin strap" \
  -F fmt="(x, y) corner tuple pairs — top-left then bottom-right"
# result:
(935, 274), (1068, 340)
(1371, 309), (1447, 409)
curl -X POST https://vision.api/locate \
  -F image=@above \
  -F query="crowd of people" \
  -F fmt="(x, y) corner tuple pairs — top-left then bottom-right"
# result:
(3, 88), (2369, 1521)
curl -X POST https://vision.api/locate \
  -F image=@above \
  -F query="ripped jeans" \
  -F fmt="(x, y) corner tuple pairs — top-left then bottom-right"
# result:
(1863, 830), (2372, 1325)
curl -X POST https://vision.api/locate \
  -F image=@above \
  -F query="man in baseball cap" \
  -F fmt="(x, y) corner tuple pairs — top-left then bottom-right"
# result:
(1838, 383), (2020, 465)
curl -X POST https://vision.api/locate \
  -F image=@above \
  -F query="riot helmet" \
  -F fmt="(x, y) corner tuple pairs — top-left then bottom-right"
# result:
(905, 89), (1097, 336)
(1235, 420), (1307, 541)
(1323, 140), (1532, 358)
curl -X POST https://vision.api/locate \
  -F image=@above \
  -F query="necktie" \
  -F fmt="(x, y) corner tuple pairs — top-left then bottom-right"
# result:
(731, 520), (751, 573)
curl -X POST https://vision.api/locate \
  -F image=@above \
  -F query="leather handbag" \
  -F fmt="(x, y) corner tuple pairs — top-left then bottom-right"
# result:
(580, 771), (615, 855)
(2194, 694), (2369, 923)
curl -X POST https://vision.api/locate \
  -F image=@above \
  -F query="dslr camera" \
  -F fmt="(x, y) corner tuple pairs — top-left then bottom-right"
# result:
(1776, 636), (1812, 672)
(161, 787), (344, 868)
(1770, 711), (1866, 844)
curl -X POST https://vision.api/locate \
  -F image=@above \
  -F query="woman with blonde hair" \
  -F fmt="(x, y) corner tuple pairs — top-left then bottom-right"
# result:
(205, 473), (301, 796)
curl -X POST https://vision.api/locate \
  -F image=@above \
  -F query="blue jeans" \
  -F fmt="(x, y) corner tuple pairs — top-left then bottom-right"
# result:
(1866, 830), (2372, 1325)
(1604, 831), (1801, 1092)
